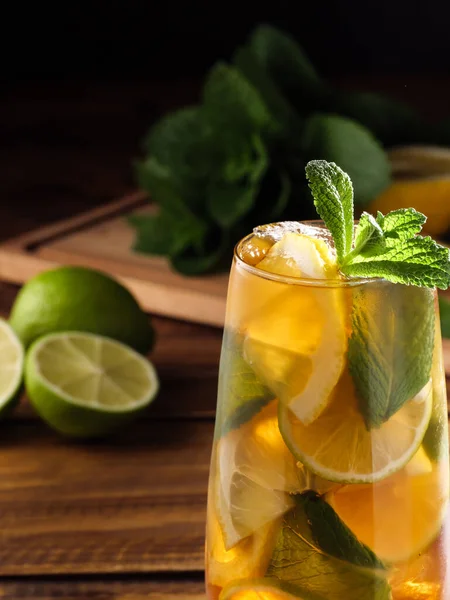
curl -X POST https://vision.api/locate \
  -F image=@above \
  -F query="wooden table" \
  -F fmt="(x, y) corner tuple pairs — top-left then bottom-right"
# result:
(0, 81), (220, 599)
(1, 78), (449, 600)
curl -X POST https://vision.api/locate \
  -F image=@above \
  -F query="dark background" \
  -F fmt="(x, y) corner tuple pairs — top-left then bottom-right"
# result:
(1, 0), (450, 236)
(4, 0), (450, 79)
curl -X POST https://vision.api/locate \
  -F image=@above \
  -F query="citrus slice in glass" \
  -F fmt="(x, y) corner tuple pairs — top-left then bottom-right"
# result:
(220, 579), (321, 600)
(214, 401), (336, 551)
(279, 370), (433, 483)
(327, 450), (449, 563)
(214, 401), (298, 550)
(243, 232), (347, 425)
(206, 498), (277, 589)
(25, 331), (159, 437)
(0, 318), (24, 416)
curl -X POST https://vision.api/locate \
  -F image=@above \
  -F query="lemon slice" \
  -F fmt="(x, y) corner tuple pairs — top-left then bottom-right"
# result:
(328, 451), (449, 563)
(220, 579), (319, 600)
(244, 233), (347, 425)
(206, 498), (277, 589)
(213, 401), (335, 551)
(279, 370), (433, 483)
(215, 402), (299, 550)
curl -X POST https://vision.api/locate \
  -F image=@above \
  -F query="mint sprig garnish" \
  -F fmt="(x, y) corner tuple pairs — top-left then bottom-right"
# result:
(306, 159), (450, 289)
(306, 159), (447, 428)
(305, 161), (353, 264)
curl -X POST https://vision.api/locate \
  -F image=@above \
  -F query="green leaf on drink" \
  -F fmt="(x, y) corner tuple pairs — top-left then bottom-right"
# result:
(305, 160), (354, 263)
(375, 208), (426, 245)
(267, 493), (390, 600)
(215, 343), (274, 438)
(348, 283), (435, 428)
(438, 296), (450, 339)
(352, 213), (386, 258)
(342, 236), (450, 289)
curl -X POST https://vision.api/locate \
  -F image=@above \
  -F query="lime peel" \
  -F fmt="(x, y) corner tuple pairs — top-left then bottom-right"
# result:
(25, 331), (159, 437)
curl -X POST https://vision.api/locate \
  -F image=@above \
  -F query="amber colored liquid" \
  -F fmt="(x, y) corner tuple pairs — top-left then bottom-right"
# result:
(205, 232), (450, 600)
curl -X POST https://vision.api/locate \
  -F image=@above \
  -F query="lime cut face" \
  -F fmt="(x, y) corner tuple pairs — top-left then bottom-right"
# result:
(0, 318), (24, 415)
(25, 331), (159, 437)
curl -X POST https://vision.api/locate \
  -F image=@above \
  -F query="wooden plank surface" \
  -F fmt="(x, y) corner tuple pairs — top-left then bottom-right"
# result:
(0, 578), (205, 599)
(0, 199), (229, 328)
(0, 420), (213, 576)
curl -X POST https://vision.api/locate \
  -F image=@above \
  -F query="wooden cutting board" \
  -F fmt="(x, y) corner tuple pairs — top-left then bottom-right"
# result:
(1, 189), (450, 367)
(0, 193), (229, 327)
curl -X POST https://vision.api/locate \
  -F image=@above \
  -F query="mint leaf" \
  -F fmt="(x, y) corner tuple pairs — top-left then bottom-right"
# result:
(207, 134), (268, 228)
(130, 210), (206, 258)
(203, 63), (272, 134)
(267, 493), (390, 600)
(207, 182), (257, 229)
(352, 212), (386, 258)
(302, 492), (385, 570)
(305, 160), (353, 263)
(439, 296), (450, 338)
(170, 231), (229, 276)
(248, 25), (331, 113)
(376, 208), (426, 246)
(215, 341), (274, 438)
(234, 45), (302, 136)
(348, 283), (435, 428)
(142, 107), (213, 194)
(342, 236), (450, 290)
(303, 115), (391, 206)
(129, 213), (176, 256)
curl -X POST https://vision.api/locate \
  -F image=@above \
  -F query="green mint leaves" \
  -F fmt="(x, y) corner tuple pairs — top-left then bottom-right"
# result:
(305, 161), (353, 264)
(306, 160), (450, 290)
(348, 284), (435, 428)
(267, 492), (390, 600)
(306, 159), (447, 429)
(214, 338), (273, 438)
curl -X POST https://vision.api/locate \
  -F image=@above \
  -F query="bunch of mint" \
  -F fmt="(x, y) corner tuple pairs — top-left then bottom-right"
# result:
(132, 25), (447, 275)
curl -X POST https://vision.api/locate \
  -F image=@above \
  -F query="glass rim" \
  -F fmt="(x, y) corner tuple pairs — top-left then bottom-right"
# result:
(234, 220), (381, 288)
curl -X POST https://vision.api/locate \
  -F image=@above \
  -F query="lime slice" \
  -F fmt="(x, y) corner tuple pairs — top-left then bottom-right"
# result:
(279, 370), (433, 483)
(244, 233), (347, 425)
(10, 266), (154, 352)
(25, 332), (159, 437)
(328, 452), (449, 563)
(220, 578), (321, 600)
(0, 318), (24, 416)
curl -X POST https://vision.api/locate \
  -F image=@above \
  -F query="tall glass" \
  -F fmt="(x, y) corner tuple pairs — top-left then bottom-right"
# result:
(205, 223), (450, 600)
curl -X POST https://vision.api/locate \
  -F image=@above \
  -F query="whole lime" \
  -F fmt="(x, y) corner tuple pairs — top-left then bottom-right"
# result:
(10, 266), (154, 353)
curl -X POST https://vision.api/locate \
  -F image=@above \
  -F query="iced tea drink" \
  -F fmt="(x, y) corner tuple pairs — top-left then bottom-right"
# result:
(206, 222), (449, 600)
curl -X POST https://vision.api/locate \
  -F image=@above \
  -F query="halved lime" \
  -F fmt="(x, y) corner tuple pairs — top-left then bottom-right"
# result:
(25, 332), (159, 437)
(0, 318), (24, 416)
